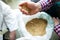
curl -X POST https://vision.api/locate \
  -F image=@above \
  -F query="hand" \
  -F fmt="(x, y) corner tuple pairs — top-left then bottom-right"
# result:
(9, 31), (16, 40)
(53, 17), (60, 26)
(19, 1), (42, 15)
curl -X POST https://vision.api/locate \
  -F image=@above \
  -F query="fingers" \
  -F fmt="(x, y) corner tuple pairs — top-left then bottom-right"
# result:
(53, 17), (58, 22)
(53, 17), (56, 20)
(21, 9), (29, 15)
(19, 7), (38, 15)
(53, 17), (60, 21)
(57, 17), (60, 24)
(19, 2), (30, 15)
(53, 17), (60, 26)
(19, 7), (29, 15)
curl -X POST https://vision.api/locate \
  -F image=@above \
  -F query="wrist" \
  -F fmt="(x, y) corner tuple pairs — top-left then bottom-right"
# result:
(36, 2), (42, 11)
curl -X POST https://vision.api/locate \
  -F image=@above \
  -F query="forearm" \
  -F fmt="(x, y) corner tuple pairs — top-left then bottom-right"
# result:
(9, 31), (16, 40)
(37, 0), (53, 11)
(54, 24), (60, 37)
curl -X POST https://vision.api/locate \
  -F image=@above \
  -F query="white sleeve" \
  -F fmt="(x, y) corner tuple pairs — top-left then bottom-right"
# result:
(0, 1), (18, 32)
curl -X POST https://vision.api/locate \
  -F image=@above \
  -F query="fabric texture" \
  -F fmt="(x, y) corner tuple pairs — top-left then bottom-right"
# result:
(38, 0), (53, 11)
(54, 24), (60, 37)
(0, 1), (18, 33)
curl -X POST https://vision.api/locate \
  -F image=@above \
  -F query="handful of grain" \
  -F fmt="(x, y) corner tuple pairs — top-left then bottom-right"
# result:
(26, 18), (47, 36)
(21, 4), (31, 13)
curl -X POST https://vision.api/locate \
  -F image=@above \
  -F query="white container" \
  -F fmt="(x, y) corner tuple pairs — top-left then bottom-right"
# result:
(15, 9), (54, 40)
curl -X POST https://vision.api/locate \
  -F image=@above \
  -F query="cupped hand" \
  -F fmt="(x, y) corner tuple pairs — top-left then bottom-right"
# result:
(19, 1), (41, 15)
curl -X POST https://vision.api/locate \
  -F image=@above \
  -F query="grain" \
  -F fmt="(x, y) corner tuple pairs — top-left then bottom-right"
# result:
(21, 4), (31, 13)
(26, 18), (47, 36)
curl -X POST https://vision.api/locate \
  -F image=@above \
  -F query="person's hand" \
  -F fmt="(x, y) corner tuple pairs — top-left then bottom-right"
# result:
(9, 31), (16, 40)
(19, 1), (42, 15)
(53, 17), (60, 26)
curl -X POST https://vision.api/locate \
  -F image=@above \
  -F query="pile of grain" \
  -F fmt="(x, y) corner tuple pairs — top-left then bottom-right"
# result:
(26, 18), (47, 36)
